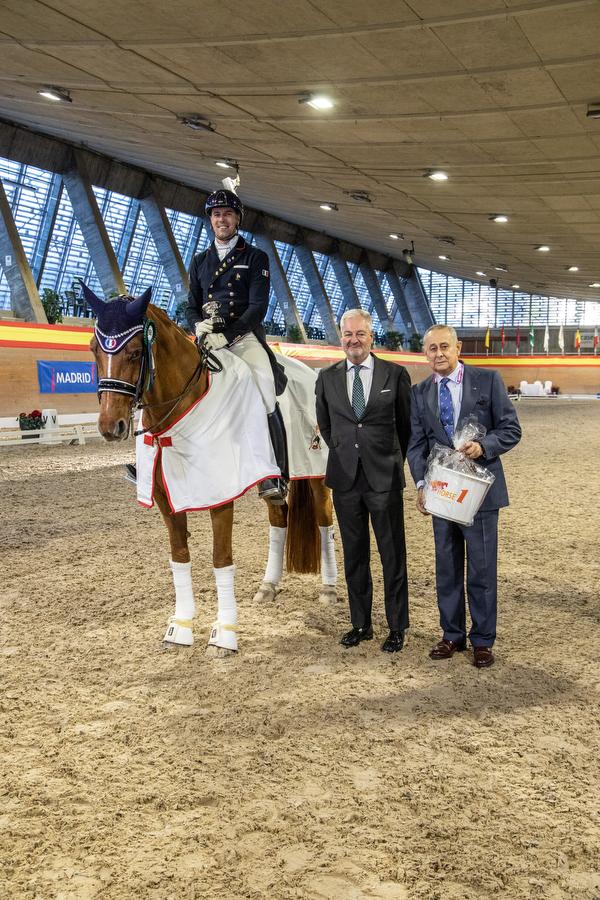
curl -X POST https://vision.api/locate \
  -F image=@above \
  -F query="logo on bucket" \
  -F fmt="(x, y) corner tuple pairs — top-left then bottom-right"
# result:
(430, 480), (469, 504)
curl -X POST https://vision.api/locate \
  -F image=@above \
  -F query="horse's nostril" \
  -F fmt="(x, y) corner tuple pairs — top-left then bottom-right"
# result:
(117, 419), (128, 437)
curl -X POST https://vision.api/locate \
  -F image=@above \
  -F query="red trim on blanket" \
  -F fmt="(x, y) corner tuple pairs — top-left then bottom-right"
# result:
(160, 473), (282, 514)
(141, 370), (212, 439)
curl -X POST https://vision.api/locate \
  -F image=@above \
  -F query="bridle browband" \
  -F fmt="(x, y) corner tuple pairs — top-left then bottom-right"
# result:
(95, 316), (223, 437)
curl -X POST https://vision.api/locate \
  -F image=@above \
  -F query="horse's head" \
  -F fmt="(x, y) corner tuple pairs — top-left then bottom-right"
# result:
(86, 283), (153, 441)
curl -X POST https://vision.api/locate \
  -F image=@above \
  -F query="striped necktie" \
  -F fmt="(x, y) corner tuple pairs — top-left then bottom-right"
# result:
(439, 376), (454, 441)
(352, 365), (366, 418)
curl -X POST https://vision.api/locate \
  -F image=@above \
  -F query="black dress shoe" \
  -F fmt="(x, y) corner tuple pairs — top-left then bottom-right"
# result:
(381, 630), (405, 653)
(123, 463), (137, 485)
(340, 625), (373, 647)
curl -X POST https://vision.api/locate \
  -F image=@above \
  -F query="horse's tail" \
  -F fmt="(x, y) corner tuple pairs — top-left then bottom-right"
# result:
(286, 479), (321, 574)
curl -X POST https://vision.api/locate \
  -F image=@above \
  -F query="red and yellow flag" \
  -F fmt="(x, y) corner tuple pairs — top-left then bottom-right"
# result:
(574, 330), (581, 350)
(484, 327), (490, 349)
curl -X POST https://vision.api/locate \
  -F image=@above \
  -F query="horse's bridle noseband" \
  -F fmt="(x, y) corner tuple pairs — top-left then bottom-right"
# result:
(95, 317), (223, 437)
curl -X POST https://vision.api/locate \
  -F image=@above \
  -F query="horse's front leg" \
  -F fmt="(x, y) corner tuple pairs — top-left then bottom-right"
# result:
(154, 471), (196, 648)
(253, 500), (288, 603)
(207, 502), (238, 656)
(311, 479), (338, 606)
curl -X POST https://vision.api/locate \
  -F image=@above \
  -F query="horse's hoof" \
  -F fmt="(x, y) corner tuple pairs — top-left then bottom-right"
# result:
(206, 644), (237, 658)
(207, 621), (238, 653)
(318, 585), (338, 606)
(252, 581), (280, 603)
(162, 617), (194, 647)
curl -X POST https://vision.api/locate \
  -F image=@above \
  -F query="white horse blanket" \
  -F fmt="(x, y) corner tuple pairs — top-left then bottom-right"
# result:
(136, 349), (327, 512)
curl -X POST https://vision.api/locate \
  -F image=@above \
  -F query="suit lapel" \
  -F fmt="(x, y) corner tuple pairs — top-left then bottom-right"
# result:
(333, 360), (354, 416)
(425, 375), (451, 445)
(457, 364), (479, 425)
(364, 354), (389, 414)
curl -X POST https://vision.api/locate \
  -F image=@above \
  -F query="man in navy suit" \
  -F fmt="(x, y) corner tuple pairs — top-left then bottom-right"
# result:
(316, 309), (412, 652)
(407, 325), (521, 668)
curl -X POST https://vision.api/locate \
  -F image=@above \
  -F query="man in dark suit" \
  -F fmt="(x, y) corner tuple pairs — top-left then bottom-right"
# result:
(407, 324), (521, 668)
(315, 309), (412, 652)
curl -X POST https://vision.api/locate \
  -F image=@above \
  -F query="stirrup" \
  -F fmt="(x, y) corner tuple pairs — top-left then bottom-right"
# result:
(258, 478), (288, 505)
(208, 621), (238, 652)
(123, 463), (137, 486)
(163, 617), (194, 646)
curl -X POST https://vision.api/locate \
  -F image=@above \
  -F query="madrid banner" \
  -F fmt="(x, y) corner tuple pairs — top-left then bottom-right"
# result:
(37, 360), (98, 394)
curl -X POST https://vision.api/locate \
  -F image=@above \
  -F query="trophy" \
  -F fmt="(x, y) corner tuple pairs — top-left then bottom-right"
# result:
(202, 301), (225, 329)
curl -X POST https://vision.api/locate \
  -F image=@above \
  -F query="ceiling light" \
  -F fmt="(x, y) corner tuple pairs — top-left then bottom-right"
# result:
(347, 190), (371, 203)
(589, 282), (600, 287)
(319, 202), (338, 211)
(37, 85), (72, 103)
(490, 214), (508, 223)
(535, 245), (550, 252)
(428, 170), (448, 181)
(586, 105), (600, 119)
(178, 115), (215, 132)
(438, 255), (449, 260)
(567, 265), (579, 272)
(511, 284), (520, 289)
(494, 265), (508, 272)
(215, 158), (237, 169)
(476, 271), (487, 277)
(299, 93), (334, 110)
(389, 233), (401, 240)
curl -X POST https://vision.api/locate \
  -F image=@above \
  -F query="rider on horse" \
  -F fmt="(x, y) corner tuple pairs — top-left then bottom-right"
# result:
(187, 189), (288, 504)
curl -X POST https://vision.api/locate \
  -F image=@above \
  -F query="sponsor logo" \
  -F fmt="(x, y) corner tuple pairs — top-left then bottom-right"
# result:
(430, 480), (469, 504)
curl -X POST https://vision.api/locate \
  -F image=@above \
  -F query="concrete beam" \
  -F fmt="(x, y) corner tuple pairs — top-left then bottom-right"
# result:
(253, 229), (306, 341)
(139, 180), (189, 310)
(384, 267), (414, 335)
(0, 179), (47, 322)
(329, 252), (362, 317)
(358, 259), (396, 332)
(294, 245), (340, 345)
(61, 151), (125, 296)
(391, 260), (436, 334)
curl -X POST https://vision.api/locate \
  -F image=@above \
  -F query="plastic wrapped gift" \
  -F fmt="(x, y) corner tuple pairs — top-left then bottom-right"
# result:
(423, 417), (495, 526)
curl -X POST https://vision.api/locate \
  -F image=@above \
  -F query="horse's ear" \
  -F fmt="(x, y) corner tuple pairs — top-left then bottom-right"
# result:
(79, 281), (105, 316)
(126, 287), (152, 321)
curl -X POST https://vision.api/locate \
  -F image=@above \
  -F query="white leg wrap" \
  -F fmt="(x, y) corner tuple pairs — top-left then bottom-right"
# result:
(209, 565), (238, 651)
(320, 525), (337, 586)
(264, 526), (287, 586)
(163, 560), (196, 646)
(170, 560), (196, 620)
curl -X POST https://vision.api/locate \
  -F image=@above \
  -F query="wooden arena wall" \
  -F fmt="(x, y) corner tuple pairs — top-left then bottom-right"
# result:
(1, 321), (599, 417)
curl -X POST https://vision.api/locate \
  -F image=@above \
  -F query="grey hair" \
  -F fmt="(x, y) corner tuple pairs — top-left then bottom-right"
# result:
(423, 324), (459, 344)
(340, 308), (373, 331)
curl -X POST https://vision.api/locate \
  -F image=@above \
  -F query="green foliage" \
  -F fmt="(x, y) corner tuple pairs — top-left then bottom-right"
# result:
(384, 330), (404, 351)
(40, 288), (63, 324)
(409, 332), (423, 352)
(286, 324), (303, 344)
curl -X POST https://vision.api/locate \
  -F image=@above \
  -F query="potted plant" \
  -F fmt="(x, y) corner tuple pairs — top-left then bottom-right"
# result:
(40, 288), (63, 324)
(18, 409), (43, 439)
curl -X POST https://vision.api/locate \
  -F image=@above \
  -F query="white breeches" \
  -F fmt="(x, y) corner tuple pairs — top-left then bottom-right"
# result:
(228, 332), (276, 413)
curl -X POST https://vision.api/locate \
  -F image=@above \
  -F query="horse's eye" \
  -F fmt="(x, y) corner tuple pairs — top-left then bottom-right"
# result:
(128, 350), (142, 361)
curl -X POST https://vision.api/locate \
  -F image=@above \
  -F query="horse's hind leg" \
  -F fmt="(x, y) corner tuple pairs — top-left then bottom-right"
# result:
(206, 502), (238, 656)
(154, 475), (196, 648)
(311, 479), (338, 605)
(253, 500), (288, 603)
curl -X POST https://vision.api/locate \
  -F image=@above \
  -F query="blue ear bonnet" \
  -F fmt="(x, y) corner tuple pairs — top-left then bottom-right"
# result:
(81, 283), (152, 354)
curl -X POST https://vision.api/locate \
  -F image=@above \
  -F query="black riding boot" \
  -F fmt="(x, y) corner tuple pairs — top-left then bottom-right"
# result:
(258, 403), (289, 505)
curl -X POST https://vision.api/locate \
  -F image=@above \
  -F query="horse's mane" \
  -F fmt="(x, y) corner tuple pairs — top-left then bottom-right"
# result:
(147, 303), (191, 342)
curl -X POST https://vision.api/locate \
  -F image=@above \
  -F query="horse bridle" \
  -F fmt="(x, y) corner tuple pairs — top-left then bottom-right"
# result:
(95, 317), (223, 437)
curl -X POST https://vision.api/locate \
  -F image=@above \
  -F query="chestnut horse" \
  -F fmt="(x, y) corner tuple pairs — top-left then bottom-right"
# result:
(87, 287), (336, 656)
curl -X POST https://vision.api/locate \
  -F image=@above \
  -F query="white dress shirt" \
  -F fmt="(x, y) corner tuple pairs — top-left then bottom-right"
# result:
(346, 353), (374, 405)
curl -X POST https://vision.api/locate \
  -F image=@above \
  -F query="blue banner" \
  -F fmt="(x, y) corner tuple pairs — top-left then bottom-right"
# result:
(37, 360), (98, 394)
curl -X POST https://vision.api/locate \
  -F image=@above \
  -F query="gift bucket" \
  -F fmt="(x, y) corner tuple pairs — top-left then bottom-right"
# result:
(424, 462), (492, 526)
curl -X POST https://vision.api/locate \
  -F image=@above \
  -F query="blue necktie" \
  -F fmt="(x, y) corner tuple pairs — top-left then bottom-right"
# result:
(352, 365), (366, 418)
(439, 377), (454, 441)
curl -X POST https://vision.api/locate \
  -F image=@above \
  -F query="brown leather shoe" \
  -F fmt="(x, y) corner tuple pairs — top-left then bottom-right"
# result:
(429, 638), (467, 660)
(473, 646), (494, 668)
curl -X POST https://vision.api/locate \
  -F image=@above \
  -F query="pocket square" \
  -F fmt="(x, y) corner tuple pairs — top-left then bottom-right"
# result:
(380, 389), (391, 393)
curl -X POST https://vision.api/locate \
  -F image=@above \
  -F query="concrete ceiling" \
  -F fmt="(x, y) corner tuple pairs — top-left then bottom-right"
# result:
(2, 0), (600, 300)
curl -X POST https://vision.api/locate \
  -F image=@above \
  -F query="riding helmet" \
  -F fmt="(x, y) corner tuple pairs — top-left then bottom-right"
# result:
(205, 189), (244, 223)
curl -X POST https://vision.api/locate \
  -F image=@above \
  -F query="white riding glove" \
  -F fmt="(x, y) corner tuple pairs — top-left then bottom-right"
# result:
(204, 332), (228, 352)
(195, 319), (214, 338)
